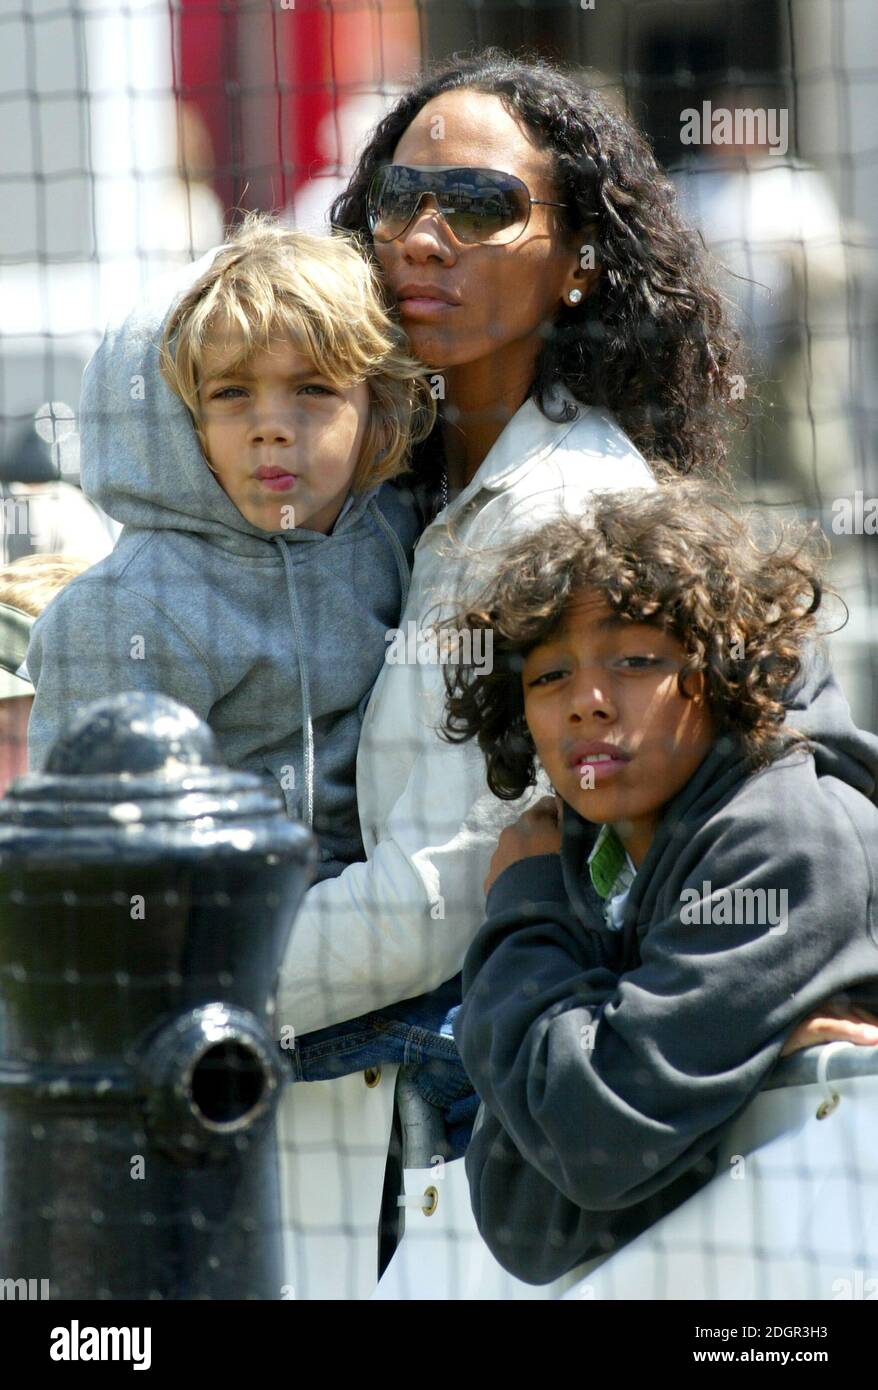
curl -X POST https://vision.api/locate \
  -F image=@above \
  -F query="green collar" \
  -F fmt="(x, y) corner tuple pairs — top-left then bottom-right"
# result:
(587, 823), (630, 899)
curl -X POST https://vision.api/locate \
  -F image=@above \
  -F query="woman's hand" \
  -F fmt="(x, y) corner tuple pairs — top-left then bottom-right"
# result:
(780, 999), (878, 1057)
(484, 795), (563, 896)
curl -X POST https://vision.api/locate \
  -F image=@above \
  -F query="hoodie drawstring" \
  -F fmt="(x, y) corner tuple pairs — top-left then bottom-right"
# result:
(367, 495), (412, 614)
(271, 495), (412, 833)
(274, 537), (316, 829)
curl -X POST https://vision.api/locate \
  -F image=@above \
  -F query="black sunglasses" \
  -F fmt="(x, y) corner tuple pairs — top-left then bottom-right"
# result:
(366, 164), (569, 246)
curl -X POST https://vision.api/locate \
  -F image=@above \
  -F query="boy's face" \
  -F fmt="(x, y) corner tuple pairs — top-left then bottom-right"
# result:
(522, 589), (715, 868)
(197, 328), (371, 534)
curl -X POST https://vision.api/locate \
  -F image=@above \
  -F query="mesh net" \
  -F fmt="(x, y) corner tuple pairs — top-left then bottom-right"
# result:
(0, 0), (876, 1304)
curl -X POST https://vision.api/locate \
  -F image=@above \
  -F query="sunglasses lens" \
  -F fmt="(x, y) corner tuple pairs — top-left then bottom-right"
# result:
(367, 167), (531, 245)
(367, 167), (420, 242)
(442, 171), (528, 244)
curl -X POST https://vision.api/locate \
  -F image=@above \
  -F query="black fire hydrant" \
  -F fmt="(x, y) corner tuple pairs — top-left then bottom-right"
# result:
(0, 692), (316, 1299)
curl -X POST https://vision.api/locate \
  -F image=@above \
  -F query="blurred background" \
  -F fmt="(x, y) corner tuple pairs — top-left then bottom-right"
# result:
(0, 0), (876, 771)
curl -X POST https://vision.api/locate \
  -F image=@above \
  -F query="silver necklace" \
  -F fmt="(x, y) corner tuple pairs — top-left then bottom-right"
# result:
(440, 467), (449, 510)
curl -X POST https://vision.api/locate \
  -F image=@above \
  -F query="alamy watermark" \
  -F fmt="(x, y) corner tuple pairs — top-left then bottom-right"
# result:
(680, 879), (788, 934)
(50, 1320), (151, 1369)
(384, 621), (493, 673)
(831, 492), (878, 535)
(0, 1276), (50, 1299)
(680, 102), (789, 157)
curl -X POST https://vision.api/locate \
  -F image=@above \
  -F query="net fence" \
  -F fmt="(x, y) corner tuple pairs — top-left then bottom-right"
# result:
(0, 0), (876, 1304)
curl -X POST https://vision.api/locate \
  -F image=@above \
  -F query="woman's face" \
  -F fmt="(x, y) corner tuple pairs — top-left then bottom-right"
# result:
(372, 89), (595, 374)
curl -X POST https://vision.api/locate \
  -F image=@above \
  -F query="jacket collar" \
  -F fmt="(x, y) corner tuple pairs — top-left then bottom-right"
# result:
(438, 382), (587, 524)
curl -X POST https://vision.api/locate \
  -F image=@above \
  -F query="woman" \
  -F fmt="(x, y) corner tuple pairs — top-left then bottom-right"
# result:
(277, 48), (878, 1067)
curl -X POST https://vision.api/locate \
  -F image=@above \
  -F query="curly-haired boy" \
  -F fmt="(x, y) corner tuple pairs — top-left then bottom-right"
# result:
(440, 481), (878, 1284)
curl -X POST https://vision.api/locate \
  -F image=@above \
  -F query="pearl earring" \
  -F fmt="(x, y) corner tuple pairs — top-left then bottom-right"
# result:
(567, 288), (583, 305)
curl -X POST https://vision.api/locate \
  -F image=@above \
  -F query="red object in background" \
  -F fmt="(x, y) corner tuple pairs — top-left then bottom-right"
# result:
(280, 2), (333, 208)
(174, 0), (333, 217)
(173, 0), (240, 214)
(0, 697), (32, 798)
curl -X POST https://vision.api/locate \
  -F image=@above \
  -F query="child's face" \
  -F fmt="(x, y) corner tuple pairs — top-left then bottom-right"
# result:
(521, 589), (715, 868)
(197, 328), (371, 534)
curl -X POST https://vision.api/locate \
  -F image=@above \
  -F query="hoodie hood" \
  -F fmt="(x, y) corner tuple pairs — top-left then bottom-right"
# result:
(558, 637), (878, 930)
(78, 246), (380, 559)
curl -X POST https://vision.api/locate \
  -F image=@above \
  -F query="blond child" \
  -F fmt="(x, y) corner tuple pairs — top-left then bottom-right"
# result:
(25, 213), (436, 881)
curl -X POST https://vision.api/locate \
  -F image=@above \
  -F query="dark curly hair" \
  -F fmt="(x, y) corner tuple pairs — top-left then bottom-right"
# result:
(438, 483), (839, 799)
(330, 46), (748, 499)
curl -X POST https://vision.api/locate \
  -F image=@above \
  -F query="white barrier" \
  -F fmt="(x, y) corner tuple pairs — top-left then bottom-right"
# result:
(562, 1044), (878, 1301)
(280, 1044), (878, 1300)
(373, 1156), (603, 1300)
(277, 1063), (400, 1300)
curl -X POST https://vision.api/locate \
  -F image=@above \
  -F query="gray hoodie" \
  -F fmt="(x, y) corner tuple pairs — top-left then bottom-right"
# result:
(454, 640), (878, 1283)
(25, 255), (422, 882)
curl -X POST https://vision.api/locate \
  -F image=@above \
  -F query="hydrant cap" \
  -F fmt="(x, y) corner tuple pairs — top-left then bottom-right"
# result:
(44, 691), (219, 776)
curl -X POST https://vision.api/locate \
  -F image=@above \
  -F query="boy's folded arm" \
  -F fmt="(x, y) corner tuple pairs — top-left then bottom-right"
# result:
(454, 795), (878, 1272)
(463, 1093), (715, 1286)
(26, 580), (220, 770)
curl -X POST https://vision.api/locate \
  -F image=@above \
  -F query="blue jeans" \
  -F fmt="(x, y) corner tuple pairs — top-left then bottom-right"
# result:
(287, 973), (479, 1161)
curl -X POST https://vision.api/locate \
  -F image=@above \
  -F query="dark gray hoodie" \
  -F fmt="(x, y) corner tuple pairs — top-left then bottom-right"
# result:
(25, 250), (423, 881)
(453, 641), (878, 1284)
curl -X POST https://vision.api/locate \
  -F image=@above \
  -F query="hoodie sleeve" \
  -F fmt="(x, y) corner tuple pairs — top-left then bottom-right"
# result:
(26, 575), (220, 770)
(453, 779), (878, 1284)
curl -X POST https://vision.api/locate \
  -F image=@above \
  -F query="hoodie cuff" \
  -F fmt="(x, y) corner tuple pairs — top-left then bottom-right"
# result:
(485, 854), (568, 919)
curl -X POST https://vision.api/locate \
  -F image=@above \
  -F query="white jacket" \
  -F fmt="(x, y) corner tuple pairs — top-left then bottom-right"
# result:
(276, 384), (656, 1035)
